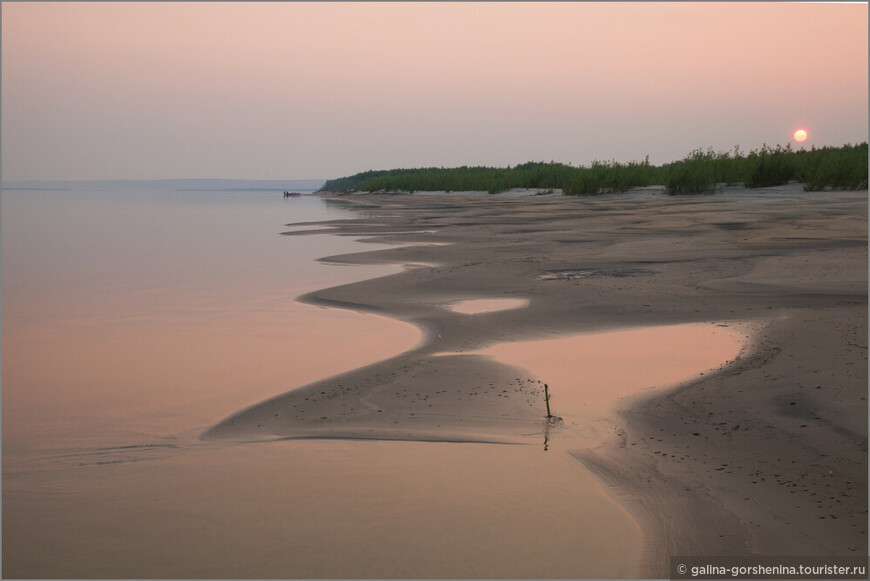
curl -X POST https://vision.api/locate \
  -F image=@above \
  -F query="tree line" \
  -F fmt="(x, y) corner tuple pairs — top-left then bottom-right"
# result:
(318, 143), (868, 196)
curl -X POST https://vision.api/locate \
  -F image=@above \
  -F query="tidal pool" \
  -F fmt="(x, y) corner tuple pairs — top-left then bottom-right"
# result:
(447, 297), (530, 315)
(469, 322), (747, 447)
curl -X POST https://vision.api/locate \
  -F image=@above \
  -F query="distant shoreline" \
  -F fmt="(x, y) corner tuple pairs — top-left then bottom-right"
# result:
(1, 178), (326, 192)
(319, 143), (869, 195)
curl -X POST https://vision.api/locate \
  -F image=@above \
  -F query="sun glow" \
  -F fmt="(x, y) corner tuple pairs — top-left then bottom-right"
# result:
(793, 129), (809, 142)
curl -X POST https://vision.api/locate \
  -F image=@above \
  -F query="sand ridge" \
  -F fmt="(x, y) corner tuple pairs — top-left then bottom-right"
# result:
(205, 184), (867, 577)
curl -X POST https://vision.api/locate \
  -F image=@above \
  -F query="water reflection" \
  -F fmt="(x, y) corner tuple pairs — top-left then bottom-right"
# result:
(1, 188), (743, 578)
(447, 297), (529, 315)
(470, 323), (745, 449)
(544, 420), (550, 451)
(2, 187), (420, 480)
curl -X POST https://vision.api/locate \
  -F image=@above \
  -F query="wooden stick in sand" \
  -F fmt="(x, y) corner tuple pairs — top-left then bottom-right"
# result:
(544, 383), (552, 419)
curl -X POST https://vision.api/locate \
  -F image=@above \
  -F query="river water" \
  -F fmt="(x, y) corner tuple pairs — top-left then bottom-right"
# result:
(1, 185), (426, 577)
(2, 184), (741, 578)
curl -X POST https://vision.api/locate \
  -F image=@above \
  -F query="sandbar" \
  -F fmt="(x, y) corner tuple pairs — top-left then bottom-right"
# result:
(206, 184), (867, 577)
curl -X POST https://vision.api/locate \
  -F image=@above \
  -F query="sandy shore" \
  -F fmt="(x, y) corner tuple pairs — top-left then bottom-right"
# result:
(205, 184), (867, 577)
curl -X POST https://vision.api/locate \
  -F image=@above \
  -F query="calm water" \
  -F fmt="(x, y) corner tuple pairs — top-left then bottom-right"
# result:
(2, 185), (742, 578)
(2, 186), (418, 454)
(0, 185), (431, 577)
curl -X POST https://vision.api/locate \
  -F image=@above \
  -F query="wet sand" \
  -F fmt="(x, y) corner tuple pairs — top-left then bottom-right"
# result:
(206, 184), (867, 577)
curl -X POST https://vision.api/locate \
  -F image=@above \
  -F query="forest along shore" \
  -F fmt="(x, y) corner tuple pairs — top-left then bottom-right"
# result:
(205, 184), (867, 578)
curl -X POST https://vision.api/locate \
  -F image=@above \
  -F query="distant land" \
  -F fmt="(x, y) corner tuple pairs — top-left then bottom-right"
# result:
(1, 178), (326, 192)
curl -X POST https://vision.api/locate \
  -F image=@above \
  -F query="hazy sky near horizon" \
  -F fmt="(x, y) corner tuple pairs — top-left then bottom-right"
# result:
(3, 2), (868, 181)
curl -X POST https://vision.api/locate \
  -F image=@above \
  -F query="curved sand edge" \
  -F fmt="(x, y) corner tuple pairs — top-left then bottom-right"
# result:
(207, 186), (867, 576)
(202, 349), (549, 443)
(579, 307), (868, 575)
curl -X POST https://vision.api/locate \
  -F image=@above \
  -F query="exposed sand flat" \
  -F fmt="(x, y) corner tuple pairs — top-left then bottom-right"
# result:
(206, 184), (867, 577)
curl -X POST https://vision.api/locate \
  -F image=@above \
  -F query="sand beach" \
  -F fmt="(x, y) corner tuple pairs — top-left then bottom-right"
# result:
(5, 3), (867, 577)
(206, 184), (868, 577)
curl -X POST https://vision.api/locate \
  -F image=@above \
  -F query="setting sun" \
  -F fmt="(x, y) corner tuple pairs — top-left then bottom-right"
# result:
(793, 128), (809, 142)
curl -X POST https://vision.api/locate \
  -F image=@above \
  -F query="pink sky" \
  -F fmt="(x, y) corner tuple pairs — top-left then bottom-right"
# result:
(3, 2), (867, 180)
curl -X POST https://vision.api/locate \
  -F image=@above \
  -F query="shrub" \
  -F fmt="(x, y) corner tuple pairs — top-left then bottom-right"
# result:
(318, 143), (867, 195)
(744, 144), (795, 188)
(665, 149), (716, 195)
